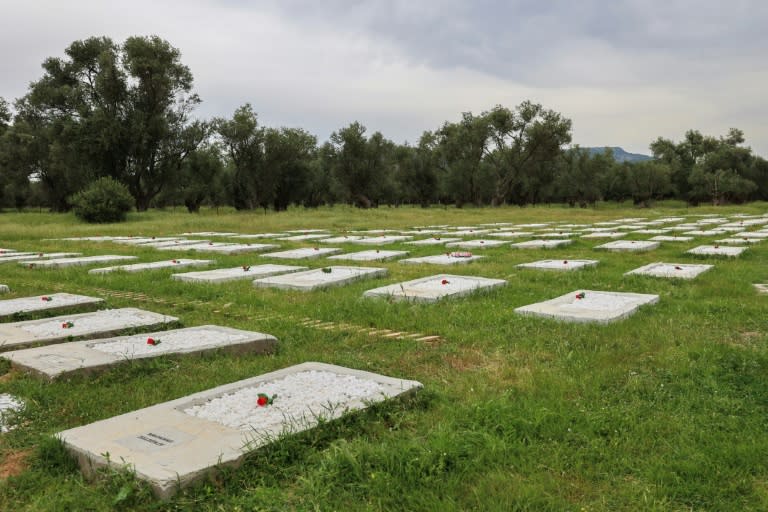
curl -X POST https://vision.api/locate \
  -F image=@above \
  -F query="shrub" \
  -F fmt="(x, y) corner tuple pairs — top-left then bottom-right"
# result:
(71, 177), (134, 223)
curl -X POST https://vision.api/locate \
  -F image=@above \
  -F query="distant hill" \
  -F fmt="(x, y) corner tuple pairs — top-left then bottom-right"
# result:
(584, 147), (653, 163)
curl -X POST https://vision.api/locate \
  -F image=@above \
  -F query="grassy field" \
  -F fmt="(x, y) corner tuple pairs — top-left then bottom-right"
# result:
(0, 202), (767, 511)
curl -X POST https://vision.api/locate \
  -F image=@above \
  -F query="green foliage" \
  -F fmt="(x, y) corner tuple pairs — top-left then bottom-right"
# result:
(71, 176), (133, 223)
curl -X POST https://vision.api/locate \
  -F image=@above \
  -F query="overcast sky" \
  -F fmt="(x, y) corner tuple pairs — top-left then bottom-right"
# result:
(2, 1), (766, 156)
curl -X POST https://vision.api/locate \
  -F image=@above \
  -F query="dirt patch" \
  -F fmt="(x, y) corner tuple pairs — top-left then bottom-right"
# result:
(0, 449), (32, 479)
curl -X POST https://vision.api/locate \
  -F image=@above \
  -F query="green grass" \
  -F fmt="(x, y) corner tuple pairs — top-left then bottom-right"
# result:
(0, 202), (767, 511)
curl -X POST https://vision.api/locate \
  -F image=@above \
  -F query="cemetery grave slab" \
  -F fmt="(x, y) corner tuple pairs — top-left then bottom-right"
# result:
(22, 255), (138, 269)
(319, 236), (364, 243)
(261, 247), (342, 260)
(516, 259), (599, 271)
(0, 253), (81, 264)
(405, 237), (461, 246)
(253, 266), (386, 291)
(160, 243), (278, 255)
(594, 240), (660, 252)
(510, 239), (573, 249)
(363, 274), (506, 303)
(89, 259), (213, 274)
(328, 250), (408, 262)
(649, 236), (693, 242)
(172, 264), (306, 284)
(2, 325), (277, 379)
(715, 238), (762, 245)
(686, 245), (748, 258)
(580, 232), (627, 239)
(754, 284), (768, 294)
(58, 362), (422, 499)
(445, 239), (508, 249)
(515, 290), (659, 323)
(624, 262), (713, 280)
(0, 293), (104, 320)
(276, 234), (332, 241)
(400, 254), (484, 265)
(351, 235), (413, 245)
(0, 308), (178, 352)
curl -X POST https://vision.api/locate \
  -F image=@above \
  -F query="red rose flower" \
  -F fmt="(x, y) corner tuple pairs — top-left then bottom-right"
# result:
(441, 279), (450, 285)
(256, 393), (276, 406)
(41, 296), (52, 301)
(674, 266), (682, 270)
(563, 260), (568, 264)
(147, 337), (156, 345)
(243, 265), (251, 271)
(172, 259), (178, 264)
(575, 292), (586, 299)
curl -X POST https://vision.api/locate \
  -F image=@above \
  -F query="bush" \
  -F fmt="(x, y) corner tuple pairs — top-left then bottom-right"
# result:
(71, 177), (134, 223)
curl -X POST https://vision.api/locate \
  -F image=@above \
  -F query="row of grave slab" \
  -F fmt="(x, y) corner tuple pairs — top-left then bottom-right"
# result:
(0, 293), (421, 499)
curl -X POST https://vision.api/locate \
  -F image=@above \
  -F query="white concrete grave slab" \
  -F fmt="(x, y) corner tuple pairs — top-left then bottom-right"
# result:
(261, 247), (342, 260)
(400, 253), (484, 265)
(139, 239), (211, 249)
(253, 266), (386, 291)
(510, 239), (573, 249)
(0, 393), (24, 433)
(160, 242), (278, 255)
(59, 362), (422, 499)
(649, 236), (693, 242)
(405, 237), (461, 246)
(328, 250), (408, 262)
(319, 235), (364, 243)
(0, 252), (81, 264)
(179, 232), (239, 237)
(715, 238), (762, 245)
(364, 274), (506, 303)
(0, 293), (104, 320)
(3, 326), (277, 379)
(516, 259), (599, 271)
(487, 231), (533, 238)
(0, 308), (178, 352)
(625, 262), (713, 280)
(172, 264), (306, 284)
(516, 223), (551, 228)
(284, 229), (329, 234)
(351, 235), (413, 245)
(89, 259), (213, 274)
(594, 240), (659, 252)
(276, 234), (332, 241)
(683, 230), (720, 236)
(515, 290), (659, 323)
(0, 249), (17, 254)
(23, 255), (138, 269)
(687, 245), (747, 257)
(581, 231), (627, 239)
(0, 251), (29, 258)
(754, 284), (768, 294)
(443, 229), (491, 236)
(735, 231), (768, 239)
(533, 232), (577, 238)
(115, 237), (183, 245)
(445, 239), (508, 249)
(229, 233), (286, 239)
(632, 229), (671, 235)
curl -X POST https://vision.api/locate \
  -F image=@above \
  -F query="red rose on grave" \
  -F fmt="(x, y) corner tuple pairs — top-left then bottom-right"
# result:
(714, 245), (719, 249)
(256, 393), (276, 406)
(41, 296), (52, 301)
(435, 237), (441, 241)
(563, 260), (568, 264)
(172, 259), (178, 264)
(575, 292), (586, 299)
(674, 266), (682, 270)
(62, 321), (74, 329)
(38, 253), (43, 257)
(441, 279), (449, 285)
(208, 242), (213, 245)
(243, 265), (251, 271)
(146, 337), (159, 346)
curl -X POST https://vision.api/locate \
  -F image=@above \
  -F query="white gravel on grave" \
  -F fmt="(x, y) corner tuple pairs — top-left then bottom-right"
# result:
(0, 393), (24, 433)
(183, 370), (386, 431)
(89, 328), (254, 357)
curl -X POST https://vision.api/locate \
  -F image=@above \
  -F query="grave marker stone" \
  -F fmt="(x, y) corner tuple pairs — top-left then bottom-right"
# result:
(59, 362), (422, 499)
(625, 262), (713, 280)
(515, 290), (659, 323)
(23, 255), (138, 269)
(172, 264), (306, 284)
(3, 326), (277, 379)
(89, 259), (213, 274)
(363, 274), (506, 303)
(0, 293), (104, 320)
(0, 308), (178, 352)
(516, 259), (598, 271)
(253, 266), (386, 291)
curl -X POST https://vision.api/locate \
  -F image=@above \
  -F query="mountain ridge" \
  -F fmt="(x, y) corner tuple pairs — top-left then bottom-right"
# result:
(583, 146), (653, 163)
